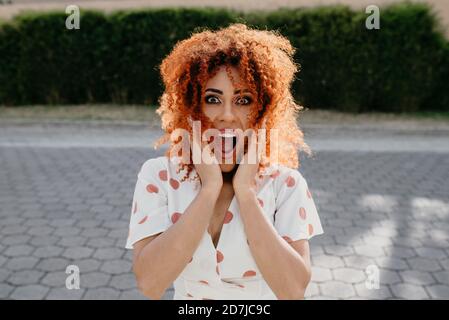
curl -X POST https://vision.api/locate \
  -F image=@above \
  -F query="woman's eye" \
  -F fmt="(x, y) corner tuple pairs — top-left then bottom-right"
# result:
(235, 96), (252, 105)
(205, 95), (221, 104)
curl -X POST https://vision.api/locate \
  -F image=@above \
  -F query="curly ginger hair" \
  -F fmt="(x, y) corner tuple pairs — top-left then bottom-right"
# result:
(154, 23), (311, 181)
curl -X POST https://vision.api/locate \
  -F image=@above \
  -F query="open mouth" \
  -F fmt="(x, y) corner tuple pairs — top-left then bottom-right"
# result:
(216, 130), (238, 161)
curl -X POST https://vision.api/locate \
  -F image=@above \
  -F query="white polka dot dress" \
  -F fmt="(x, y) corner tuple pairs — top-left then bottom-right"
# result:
(125, 156), (324, 300)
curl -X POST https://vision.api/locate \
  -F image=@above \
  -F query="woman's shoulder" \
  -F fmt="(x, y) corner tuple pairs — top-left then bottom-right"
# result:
(138, 156), (180, 179)
(262, 162), (305, 181)
(261, 163), (309, 195)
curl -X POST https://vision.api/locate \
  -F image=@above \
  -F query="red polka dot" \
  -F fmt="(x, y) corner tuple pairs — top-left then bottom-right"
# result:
(132, 201), (137, 214)
(159, 170), (168, 181)
(138, 216), (148, 224)
(307, 189), (312, 199)
(308, 224), (314, 236)
(257, 198), (264, 207)
(299, 207), (307, 220)
(282, 236), (293, 243)
(216, 250), (224, 263)
(146, 184), (159, 193)
(243, 270), (257, 277)
(169, 178), (180, 190)
(285, 176), (295, 187)
(171, 212), (182, 224)
(270, 170), (280, 179)
(199, 280), (209, 285)
(223, 211), (233, 224)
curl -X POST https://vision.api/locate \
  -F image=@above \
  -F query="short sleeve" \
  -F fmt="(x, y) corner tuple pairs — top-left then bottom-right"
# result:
(125, 157), (172, 249)
(273, 169), (324, 242)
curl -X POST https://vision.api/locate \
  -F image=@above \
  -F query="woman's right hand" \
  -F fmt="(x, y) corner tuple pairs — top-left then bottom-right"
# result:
(191, 133), (223, 194)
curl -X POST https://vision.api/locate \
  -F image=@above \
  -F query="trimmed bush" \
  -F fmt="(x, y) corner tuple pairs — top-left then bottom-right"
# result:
(0, 3), (447, 112)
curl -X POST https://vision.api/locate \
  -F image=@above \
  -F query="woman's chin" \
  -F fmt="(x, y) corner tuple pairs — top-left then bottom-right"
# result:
(219, 162), (236, 172)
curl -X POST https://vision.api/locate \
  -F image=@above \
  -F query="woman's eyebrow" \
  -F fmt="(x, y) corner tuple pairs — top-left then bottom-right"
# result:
(205, 88), (223, 94)
(205, 88), (252, 95)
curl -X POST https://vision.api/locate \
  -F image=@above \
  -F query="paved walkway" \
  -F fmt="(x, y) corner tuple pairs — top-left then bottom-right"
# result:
(0, 120), (448, 299)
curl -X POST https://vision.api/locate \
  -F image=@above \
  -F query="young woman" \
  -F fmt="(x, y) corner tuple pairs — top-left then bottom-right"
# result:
(125, 23), (324, 300)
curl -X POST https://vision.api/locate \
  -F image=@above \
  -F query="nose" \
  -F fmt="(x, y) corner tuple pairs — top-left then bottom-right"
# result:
(216, 101), (237, 124)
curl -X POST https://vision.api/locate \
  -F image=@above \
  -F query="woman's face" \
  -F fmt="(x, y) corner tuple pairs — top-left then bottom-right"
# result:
(202, 65), (254, 173)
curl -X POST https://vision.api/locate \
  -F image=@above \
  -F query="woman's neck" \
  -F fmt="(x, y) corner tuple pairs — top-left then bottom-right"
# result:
(222, 166), (238, 184)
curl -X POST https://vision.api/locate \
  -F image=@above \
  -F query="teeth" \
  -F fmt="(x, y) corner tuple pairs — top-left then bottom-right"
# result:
(218, 132), (236, 138)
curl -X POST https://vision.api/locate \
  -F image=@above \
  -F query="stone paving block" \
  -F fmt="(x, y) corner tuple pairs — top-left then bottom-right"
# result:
(304, 282), (320, 297)
(332, 268), (366, 284)
(100, 259), (132, 275)
(434, 271), (449, 285)
(35, 258), (71, 272)
(30, 235), (60, 246)
(415, 247), (447, 260)
(354, 244), (385, 258)
(93, 247), (124, 260)
(382, 246), (417, 259)
(83, 287), (121, 300)
(5, 257), (39, 271)
(76, 219), (102, 228)
(7, 270), (44, 286)
(59, 236), (88, 247)
(62, 247), (94, 260)
(390, 283), (430, 299)
(10, 285), (50, 300)
(23, 218), (49, 227)
(426, 285), (449, 299)
(27, 226), (54, 236)
(0, 255), (6, 268)
(75, 259), (102, 273)
(319, 281), (356, 299)
(375, 257), (409, 271)
(343, 255), (376, 270)
(49, 218), (77, 228)
(312, 254), (345, 269)
(362, 235), (393, 247)
(0, 269), (11, 282)
(33, 246), (64, 258)
(401, 270), (436, 286)
(378, 269), (402, 285)
(46, 288), (85, 300)
(53, 227), (81, 237)
(119, 289), (148, 300)
(109, 273), (137, 290)
(354, 283), (393, 299)
(323, 245), (354, 257)
(407, 257), (442, 272)
(2, 226), (28, 236)
(311, 266), (333, 282)
(440, 258), (449, 270)
(80, 272), (111, 289)
(0, 284), (14, 299)
(2, 235), (31, 246)
(41, 272), (67, 287)
(81, 228), (109, 238)
(3, 244), (34, 257)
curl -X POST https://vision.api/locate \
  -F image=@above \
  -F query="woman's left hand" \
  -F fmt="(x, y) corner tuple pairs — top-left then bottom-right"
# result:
(232, 133), (260, 195)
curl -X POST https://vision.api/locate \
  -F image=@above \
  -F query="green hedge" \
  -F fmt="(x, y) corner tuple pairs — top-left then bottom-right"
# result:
(0, 3), (448, 112)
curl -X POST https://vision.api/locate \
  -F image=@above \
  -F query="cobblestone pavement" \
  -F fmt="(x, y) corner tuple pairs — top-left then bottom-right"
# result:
(0, 121), (449, 300)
